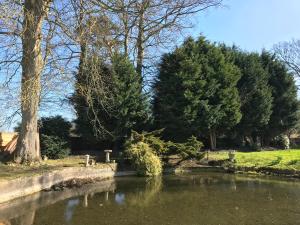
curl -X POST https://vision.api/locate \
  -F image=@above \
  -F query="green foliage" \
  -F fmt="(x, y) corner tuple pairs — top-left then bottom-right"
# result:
(40, 135), (70, 159)
(232, 51), (273, 139)
(153, 36), (241, 149)
(39, 116), (72, 141)
(125, 141), (162, 176)
(130, 130), (170, 155)
(39, 116), (71, 158)
(72, 55), (114, 142)
(72, 54), (150, 146)
(261, 52), (298, 141)
(111, 54), (150, 140)
(170, 136), (204, 160)
(129, 131), (204, 160)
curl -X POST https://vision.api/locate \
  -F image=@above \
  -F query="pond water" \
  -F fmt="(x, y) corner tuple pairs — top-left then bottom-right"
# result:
(0, 173), (300, 225)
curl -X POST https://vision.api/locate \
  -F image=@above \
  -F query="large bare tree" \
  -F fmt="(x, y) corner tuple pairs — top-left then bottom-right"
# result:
(15, 0), (53, 163)
(93, 0), (223, 77)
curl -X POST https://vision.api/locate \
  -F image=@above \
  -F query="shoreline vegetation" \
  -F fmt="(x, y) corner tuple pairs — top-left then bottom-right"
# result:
(0, 149), (299, 204)
(1, 150), (300, 182)
(173, 149), (300, 178)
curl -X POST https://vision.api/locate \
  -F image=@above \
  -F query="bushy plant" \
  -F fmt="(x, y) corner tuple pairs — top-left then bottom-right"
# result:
(128, 131), (204, 159)
(41, 135), (70, 159)
(130, 130), (171, 156)
(39, 116), (72, 141)
(171, 136), (204, 160)
(125, 141), (162, 176)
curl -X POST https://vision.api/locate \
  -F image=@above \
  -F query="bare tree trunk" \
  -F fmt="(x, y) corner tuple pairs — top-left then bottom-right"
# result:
(15, 0), (52, 163)
(123, 18), (129, 56)
(120, 4), (129, 56)
(136, 3), (145, 76)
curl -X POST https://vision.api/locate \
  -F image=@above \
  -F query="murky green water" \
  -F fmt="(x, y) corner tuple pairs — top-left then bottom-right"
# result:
(1, 173), (300, 225)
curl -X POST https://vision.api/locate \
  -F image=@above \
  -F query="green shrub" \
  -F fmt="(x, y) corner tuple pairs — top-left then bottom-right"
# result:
(170, 136), (204, 160)
(39, 116), (72, 141)
(41, 135), (70, 159)
(125, 141), (162, 176)
(128, 131), (204, 160)
(130, 130), (170, 156)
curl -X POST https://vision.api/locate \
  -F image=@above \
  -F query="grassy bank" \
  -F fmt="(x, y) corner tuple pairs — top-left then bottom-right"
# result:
(0, 156), (112, 181)
(1, 150), (300, 181)
(208, 149), (300, 172)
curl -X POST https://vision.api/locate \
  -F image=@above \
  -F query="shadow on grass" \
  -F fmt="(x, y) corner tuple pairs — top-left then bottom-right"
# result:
(268, 156), (283, 166)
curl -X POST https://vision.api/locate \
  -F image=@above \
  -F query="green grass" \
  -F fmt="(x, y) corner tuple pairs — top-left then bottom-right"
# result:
(208, 149), (300, 171)
(0, 156), (112, 181)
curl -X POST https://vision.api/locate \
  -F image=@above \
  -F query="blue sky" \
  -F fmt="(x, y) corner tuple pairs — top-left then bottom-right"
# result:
(189, 0), (300, 52)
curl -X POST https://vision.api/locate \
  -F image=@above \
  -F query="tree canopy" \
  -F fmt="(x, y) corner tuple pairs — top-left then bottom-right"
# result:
(153, 37), (242, 149)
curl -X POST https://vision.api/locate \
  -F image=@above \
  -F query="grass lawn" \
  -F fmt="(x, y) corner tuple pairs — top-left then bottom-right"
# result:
(0, 156), (111, 181)
(208, 149), (300, 171)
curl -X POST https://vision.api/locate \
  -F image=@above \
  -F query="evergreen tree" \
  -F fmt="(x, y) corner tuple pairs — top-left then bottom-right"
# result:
(111, 54), (150, 142)
(153, 37), (242, 149)
(233, 51), (273, 146)
(72, 54), (149, 148)
(72, 55), (113, 144)
(261, 51), (298, 144)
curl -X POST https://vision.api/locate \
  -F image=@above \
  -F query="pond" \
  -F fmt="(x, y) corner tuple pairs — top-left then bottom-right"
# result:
(0, 172), (300, 225)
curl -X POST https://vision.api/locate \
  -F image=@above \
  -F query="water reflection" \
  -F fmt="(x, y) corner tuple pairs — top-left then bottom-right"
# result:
(115, 193), (125, 205)
(0, 179), (115, 225)
(1, 173), (300, 225)
(65, 199), (80, 222)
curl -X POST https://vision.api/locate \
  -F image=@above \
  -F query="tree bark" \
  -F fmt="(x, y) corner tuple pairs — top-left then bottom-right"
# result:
(209, 129), (217, 150)
(136, 3), (145, 77)
(15, 0), (52, 163)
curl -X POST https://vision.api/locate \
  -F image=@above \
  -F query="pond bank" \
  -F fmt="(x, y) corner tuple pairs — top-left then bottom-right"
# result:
(204, 150), (300, 178)
(164, 150), (300, 178)
(171, 165), (300, 178)
(0, 165), (135, 204)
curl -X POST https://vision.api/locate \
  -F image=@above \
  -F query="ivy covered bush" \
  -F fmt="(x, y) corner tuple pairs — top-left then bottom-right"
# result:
(40, 135), (70, 159)
(125, 140), (162, 176)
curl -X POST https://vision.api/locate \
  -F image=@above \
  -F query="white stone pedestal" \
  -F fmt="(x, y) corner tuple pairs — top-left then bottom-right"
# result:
(104, 150), (112, 163)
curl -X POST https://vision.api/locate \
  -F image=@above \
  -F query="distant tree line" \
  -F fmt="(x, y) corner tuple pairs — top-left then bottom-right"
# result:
(73, 36), (299, 150)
